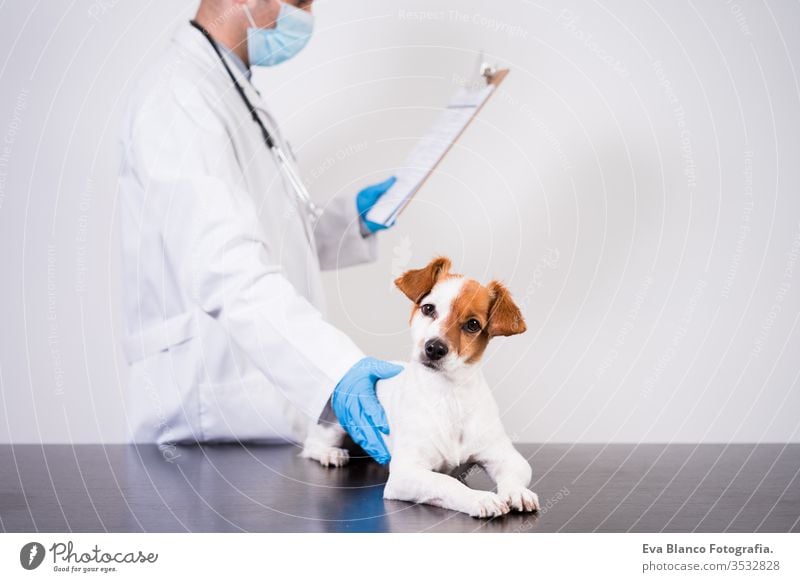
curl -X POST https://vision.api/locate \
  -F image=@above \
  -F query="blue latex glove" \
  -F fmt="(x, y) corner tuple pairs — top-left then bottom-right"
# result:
(332, 357), (403, 464)
(356, 176), (398, 233)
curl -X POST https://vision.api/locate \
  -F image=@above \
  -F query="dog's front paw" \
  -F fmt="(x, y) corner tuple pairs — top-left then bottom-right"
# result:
(301, 446), (350, 467)
(468, 492), (510, 518)
(498, 487), (540, 512)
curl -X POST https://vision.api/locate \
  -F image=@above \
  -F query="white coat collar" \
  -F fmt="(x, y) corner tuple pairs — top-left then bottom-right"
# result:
(172, 22), (267, 116)
(170, 23), (297, 181)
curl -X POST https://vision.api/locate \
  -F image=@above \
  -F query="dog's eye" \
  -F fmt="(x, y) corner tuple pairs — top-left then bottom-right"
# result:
(463, 319), (481, 333)
(420, 303), (436, 317)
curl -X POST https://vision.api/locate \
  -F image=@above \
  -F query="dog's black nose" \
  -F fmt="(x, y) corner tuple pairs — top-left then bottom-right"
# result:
(424, 339), (449, 361)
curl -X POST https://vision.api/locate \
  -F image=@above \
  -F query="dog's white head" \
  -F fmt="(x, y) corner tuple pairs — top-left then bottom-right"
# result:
(395, 256), (527, 376)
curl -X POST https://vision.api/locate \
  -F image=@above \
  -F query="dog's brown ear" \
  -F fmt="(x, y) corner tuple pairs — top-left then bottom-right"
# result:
(394, 256), (452, 303)
(487, 281), (527, 337)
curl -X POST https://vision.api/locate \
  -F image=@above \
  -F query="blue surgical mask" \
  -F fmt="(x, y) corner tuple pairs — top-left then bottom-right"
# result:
(243, 2), (313, 67)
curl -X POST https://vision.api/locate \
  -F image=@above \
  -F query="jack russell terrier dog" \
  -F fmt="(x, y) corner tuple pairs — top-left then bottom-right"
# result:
(302, 256), (539, 518)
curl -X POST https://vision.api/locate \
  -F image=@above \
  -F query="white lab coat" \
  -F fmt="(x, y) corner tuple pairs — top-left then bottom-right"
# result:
(118, 24), (376, 444)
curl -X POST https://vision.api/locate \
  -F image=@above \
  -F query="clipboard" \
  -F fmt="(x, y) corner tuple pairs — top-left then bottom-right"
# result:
(366, 64), (510, 227)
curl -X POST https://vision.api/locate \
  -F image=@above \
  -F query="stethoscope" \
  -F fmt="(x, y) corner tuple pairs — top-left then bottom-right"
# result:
(189, 20), (323, 240)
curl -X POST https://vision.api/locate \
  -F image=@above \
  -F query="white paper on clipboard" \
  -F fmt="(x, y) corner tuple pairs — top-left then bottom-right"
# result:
(366, 82), (498, 227)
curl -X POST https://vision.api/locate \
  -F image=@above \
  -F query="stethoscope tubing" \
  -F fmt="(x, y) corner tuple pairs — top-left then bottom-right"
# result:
(189, 20), (323, 231)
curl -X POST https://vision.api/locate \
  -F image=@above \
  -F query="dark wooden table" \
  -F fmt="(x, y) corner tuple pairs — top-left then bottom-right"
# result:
(0, 444), (797, 532)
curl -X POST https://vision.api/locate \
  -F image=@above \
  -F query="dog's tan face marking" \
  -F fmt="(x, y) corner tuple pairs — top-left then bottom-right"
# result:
(396, 257), (527, 372)
(442, 279), (492, 364)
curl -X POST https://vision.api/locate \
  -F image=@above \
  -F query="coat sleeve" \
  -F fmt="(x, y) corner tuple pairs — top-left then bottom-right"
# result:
(128, 80), (364, 422)
(313, 193), (378, 270)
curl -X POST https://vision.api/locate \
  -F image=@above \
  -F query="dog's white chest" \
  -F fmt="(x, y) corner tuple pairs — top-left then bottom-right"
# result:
(377, 365), (486, 471)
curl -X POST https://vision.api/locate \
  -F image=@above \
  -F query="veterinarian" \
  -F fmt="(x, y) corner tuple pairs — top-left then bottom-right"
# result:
(118, 0), (401, 462)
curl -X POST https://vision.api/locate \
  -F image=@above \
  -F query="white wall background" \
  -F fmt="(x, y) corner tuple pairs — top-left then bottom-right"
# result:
(1, 0), (799, 444)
